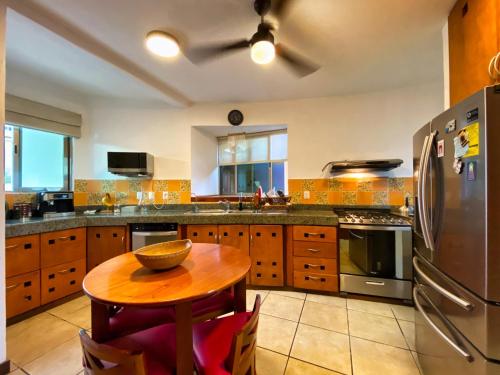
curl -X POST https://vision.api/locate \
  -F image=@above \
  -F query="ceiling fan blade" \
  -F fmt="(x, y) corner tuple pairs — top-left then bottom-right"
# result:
(275, 43), (320, 77)
(186, 39), (250, 64)
(272, 0), (293, 19)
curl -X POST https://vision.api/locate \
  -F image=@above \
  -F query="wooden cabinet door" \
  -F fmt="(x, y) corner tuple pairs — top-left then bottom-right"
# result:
(6, 270), (41, 318)
(218, 225), (249, 253)
(40, 228), (86, 268)
(186, 225), (218, 243)
(41, 259), (86, 305)
(449, 0), (498, 105)
(249, 225), (284, 286)
(6, 234), (40, 278)
(87, 226), (126, 272)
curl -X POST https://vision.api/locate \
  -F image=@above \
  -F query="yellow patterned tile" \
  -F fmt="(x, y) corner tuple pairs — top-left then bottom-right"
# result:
(74, 179), (88, 193)
(180, 180), (191, 192)
(153, 180), (168, 192)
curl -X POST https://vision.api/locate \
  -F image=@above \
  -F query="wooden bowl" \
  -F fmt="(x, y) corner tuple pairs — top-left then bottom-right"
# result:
(133, 239), (192, 271)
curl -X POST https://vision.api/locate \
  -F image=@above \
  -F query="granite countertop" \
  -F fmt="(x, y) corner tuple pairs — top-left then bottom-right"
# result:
(5, 209), (339, 238)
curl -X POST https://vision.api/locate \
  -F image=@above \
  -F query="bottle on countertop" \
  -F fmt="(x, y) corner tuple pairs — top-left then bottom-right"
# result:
(238, 192), (243, 211)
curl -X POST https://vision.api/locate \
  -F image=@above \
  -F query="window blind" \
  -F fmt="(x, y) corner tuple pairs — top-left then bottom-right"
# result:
(5, 94), (82, 138)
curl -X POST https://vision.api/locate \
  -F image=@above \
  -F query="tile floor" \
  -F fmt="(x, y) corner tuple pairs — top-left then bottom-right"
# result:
(6, 290), (422, 375)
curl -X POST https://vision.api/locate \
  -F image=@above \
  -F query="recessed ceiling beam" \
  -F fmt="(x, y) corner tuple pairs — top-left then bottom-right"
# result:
(7, 0), (192, 107)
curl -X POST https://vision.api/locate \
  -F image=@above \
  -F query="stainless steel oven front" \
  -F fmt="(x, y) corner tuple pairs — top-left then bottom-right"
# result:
(339, 224), (413, 300)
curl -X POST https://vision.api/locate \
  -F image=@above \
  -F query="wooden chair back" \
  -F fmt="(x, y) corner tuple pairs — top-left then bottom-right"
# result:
(227, 294), (261, 375)
(79, 330), (147, 375)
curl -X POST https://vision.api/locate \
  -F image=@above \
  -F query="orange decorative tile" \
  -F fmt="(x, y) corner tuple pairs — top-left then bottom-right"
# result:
(341, 180), (357, 191)
(115, 180), (129, 192)
(372, 178), (388, 191)
(389, 191), (404, 206)
(327, 192), (342, 204)
(180, 191), (191, 204)
(141, 180), (153, 191)
(356, 192), (374, 205)
(168, 180), (181, 192)
(86, 180), (102, 193)
(404, 177), (413, 191)
(288, 179), (302, 193)
(74, 192), (88, 206)
(313, 179), (328, 192)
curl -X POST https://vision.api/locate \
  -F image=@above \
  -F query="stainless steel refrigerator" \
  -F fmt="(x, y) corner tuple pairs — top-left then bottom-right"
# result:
(413, 85), (500, 375)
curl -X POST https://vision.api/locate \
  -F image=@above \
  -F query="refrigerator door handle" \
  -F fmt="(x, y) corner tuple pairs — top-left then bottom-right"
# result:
(421, 131), (437, 251)
(413, 286), (473, 362)
(417, 134), (431, 249)
(413, 257), (473, 311)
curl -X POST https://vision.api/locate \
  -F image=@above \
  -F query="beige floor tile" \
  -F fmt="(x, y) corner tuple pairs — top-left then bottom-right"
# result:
(347, 298), (394, 317)
(8, 370), (26, 375)
(270, 290), (307, 300)
(399, 320), (415, 350)
(257, 314), (298, 355)
(48, 296), (90, 316)
(49, 304), (91, 330)
(9, 362), (19, 372)
(411, 351), (424, 375)
(306, 293), (346, 308)
(285, 358), (343, 375)
(351, 336), (419, 375)
(300, 301), (348, 334)
(349, 309), (407, 348)
(392, 304), (415, 322)
(260, 294), (304, 322)
(7, 313), (79, 366)
(256, 347), (288, 375)
(247, 289), (268, 310)
(23, 336), (83, 375)
(291, 324), (351, 374)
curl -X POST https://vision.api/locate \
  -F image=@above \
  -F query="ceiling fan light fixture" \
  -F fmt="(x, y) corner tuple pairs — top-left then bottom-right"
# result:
(251, 40), (275, 65)
(145, 30), (180, 58)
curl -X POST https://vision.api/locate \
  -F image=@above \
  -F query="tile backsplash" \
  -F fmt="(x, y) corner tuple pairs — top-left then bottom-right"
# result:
(5, 177), (413, 208)
(288, 177), (413, 206)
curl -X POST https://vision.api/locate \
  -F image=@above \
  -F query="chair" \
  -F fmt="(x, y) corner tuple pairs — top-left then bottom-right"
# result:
(79, 324), (176, 375)
(193, 294), (261, 375)
(108, 289), (234, 337)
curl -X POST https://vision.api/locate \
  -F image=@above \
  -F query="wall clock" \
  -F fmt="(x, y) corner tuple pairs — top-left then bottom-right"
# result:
(228, 110), (244, 126)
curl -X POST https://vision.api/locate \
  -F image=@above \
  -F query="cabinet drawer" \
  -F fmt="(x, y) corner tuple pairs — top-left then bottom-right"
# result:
(186, 225), (218, 243)
(6, 271), (41, 318)
(293, 271), (338, 292)
(6, 234), (40, 278)
(41, 228), (86, 268)
(293, 241), (337, 259)
(293, 226), (337, 243)
(293, 257), (337, 275)
(251, 260), (284, 287)
(41, 258), (86, 305)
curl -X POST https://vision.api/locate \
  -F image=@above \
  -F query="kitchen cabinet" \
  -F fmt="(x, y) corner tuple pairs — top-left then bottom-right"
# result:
(6, 270), (40, 319)
(41, 258), (86, 305)
(186, 224), (218, 243)
(218, 225), (249, 254)
(87, 226), (127, 271)
(249, 225), (284, 287)
(289, 225), (339, 292)
(449, 0), (499, 105)
(40, 227), (86, 268)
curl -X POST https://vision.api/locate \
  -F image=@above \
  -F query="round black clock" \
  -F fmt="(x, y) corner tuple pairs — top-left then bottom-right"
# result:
(228, 109), (244, 126)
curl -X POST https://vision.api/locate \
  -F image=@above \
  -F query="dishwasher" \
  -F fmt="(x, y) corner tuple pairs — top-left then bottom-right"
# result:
(130, 223), (178, 250)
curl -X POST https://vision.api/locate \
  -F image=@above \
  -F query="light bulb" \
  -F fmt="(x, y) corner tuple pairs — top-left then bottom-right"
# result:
(251, 40), (275, 65)
(145, 31), (180, 58)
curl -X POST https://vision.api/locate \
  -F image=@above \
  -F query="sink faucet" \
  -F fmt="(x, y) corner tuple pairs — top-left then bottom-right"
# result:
(218, 199), (231, 212)
(191, 193), (199, 213)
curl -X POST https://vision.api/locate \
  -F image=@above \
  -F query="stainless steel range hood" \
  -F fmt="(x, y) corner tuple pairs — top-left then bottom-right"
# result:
(322, 159), (403, 173)
(108, 152), (154, 177)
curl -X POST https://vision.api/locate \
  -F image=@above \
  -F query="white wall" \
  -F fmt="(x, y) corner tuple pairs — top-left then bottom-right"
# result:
(442, 21), (451, 110)
(191, 127), (218, 195)
(73, 81), (443, 180)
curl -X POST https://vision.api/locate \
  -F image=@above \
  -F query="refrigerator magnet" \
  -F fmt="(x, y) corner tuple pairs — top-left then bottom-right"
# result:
(437, 139), (445, 158)
(467, 161), (477, 181)
(453, 158), (463, 174)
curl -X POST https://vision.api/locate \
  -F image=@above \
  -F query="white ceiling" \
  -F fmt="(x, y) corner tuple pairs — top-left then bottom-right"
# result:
(7, 0), (455, 104)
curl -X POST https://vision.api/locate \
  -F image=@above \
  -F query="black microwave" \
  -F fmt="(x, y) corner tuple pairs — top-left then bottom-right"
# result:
(107, 152), (154, 177)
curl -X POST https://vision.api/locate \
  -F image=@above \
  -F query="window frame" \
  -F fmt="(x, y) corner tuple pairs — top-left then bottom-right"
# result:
(5, 124), (72, 192)
(217, 130), (288, 195)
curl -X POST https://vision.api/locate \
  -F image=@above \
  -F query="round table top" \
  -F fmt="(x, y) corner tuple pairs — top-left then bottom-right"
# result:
(83, 243), (251, 307)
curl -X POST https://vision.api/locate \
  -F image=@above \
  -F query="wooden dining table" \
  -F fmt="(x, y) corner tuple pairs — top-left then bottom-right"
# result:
(83, 242), (251, 375)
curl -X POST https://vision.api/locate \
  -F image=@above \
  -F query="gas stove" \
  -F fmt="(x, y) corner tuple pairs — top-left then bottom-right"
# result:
(335, 209), (411, 226)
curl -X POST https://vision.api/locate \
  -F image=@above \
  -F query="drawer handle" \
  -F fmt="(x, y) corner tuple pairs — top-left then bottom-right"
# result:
(6, 283), (20, 291)
(306, 248), (320, 253)
(305, 232), (320, 236)
(365, 281), (385, 286)
(57, 236), (72, 241)
(305, 275), (326, 282)
(304, 264), (325, 270)
(6, 244), (20, 250)
(58, 267), (76, 274)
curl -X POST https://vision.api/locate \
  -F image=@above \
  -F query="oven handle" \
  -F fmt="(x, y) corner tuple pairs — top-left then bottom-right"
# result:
(131, 231), (178, 237)
(413, 257), (473, 311)
(413, 286), (473, 361)
(348, 231), (365, 240)
(340, 224), (411, 231)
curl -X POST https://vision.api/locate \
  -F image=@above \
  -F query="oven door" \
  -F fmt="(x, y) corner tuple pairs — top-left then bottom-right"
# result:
(340, 224), (412, 280)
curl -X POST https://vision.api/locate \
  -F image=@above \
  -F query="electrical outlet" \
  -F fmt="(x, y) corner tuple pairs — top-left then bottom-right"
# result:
(148, 192), (154, 200)
(136, 192), (143, 200)
(162, 191), (169, 200)
(304, 190), (310, 199)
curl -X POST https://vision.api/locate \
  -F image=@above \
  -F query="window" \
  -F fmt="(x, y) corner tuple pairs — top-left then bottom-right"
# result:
(218, 131), (287, 195)
(4, 125), (71, 192)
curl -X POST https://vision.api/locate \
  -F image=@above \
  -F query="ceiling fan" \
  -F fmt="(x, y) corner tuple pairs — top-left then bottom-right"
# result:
(187, 0), (320, 77)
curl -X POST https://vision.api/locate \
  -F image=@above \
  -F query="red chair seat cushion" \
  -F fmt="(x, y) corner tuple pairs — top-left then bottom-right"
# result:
(107, 323), (177, 375)
(193, 312), (252, 375)
(109, 290), (234, 336)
